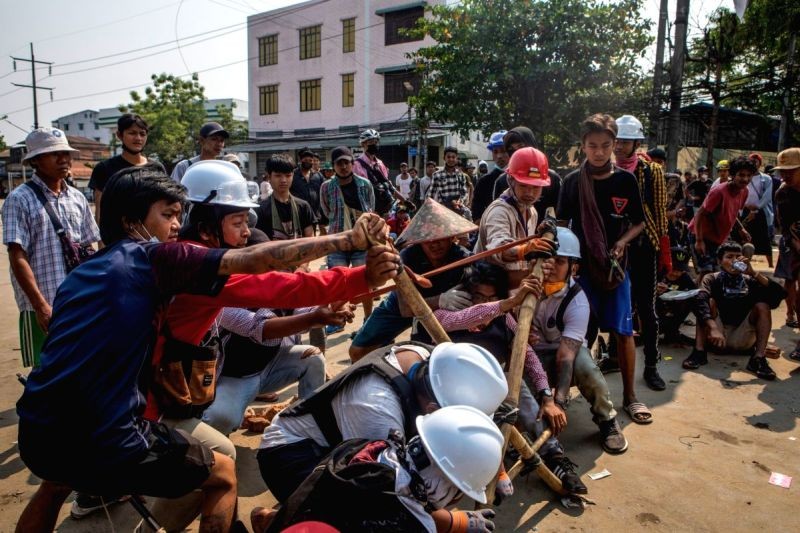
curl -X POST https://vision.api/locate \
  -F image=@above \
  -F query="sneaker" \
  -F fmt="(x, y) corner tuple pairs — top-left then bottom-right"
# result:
(643, 366), (666, 391)
(682, 349), (707, 370)
(746, 355), (776, 380)
(324, 324), (344, 335)
(70, 494), (129, 519)
(597, 357), (620, 374)
(543, 454), (588, 495)
(598, 418), (628, 454)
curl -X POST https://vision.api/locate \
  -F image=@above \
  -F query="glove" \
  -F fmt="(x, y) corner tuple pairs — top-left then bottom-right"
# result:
(496, 468), (514, 497)
(450, 509), (496, 533)
(658, 235), (672, 273)
(438, 286), (472, 311)
(520, 237), (557, 260)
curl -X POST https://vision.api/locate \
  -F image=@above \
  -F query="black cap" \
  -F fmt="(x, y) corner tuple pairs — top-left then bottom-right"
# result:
(298, 147), (316, 159)
(199, 122), (229, 139)
(331, 146), (354, 163)
(698, 165), (708, 172)
(444, 146), (458, 155)
(647, 147), (666, 160)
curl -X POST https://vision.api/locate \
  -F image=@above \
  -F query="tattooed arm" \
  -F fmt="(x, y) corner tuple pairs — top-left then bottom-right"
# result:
(218, 213), (387, 275)
(554, 337), (581, 406)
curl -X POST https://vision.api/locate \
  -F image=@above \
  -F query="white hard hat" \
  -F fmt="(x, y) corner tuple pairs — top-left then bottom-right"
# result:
(416, 405), (504, 504)
(615, 115), (645, 140)
(556, 227), (581, 259)
(429, 342), (508, 416)
(182, 160), (259, 208)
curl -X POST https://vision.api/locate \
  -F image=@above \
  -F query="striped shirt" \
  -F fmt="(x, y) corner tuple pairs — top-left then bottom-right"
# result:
(219, 306), (316, 348)
(427, 168), (468, 205)
(2, 175), (100, 311)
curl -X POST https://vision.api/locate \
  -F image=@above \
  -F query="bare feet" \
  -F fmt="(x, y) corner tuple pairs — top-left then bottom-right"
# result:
(251, 507), (278, 533)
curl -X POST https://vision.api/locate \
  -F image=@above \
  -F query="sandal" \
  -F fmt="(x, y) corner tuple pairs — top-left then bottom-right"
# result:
(255, 392), (279, 402)
(624, 402), (654, 425)
(790, 348), (800, 362)
(786, 318), (799, 328)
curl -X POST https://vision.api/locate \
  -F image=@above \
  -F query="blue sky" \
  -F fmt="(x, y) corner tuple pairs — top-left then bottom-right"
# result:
(0, 0), (727, 145)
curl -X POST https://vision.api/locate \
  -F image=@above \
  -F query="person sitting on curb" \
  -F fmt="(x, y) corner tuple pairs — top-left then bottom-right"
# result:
(683, 241), (785, 379)
(531, 227), (628, 455)
(656, 246), (697, 346)
(255, 342), (509, 506)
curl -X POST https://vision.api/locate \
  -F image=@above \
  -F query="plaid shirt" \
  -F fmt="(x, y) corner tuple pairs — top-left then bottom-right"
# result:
(2, 175), (100, 311)
(219, 306), (316, 348)
(319, 175), (375, 234)
(427, 168), (468, 204)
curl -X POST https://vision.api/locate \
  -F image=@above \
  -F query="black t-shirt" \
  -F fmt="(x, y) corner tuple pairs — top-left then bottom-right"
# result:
(89, 155), (165, 191)
(290, 169), (324, 215)
(775, 186), (800, 237)
(255, 195), (315, 240)
(686, 179), (711, 205)
(659, 271), (696, 292)
(472, 167), (503, 222)
(401, 243), (471, 298)
(340, 179), (362, 211)
(558, 168), (645, 246)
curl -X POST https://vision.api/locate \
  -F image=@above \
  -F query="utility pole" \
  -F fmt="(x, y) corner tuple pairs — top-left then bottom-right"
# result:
(647, 0), (669, 149)
(778, 32), (796, 152)
(11, 43), (54, 129)
(666, 0), (690, 172)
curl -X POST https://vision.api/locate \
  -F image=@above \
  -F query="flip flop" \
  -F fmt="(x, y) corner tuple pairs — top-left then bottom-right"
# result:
(624, 402), (653, 425)
(789, 348), (800, 362)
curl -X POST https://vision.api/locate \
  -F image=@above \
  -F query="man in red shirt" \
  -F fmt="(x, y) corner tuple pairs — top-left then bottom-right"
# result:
(690, 156), (755, 274)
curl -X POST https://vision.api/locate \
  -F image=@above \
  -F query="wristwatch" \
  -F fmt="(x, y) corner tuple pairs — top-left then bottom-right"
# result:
(538, 388), (554, 401)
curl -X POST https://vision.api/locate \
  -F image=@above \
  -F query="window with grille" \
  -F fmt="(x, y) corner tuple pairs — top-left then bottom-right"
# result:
(259, 84), (278, 115)
(385, 7), (424, 46)
(342, 73), (354, 107)
(299, 25), (321, 60)
(384, 70), (420, 104)
(258, 34), (278, 66)
(299, 79), (321, 111)
(342, 18), (355, 53)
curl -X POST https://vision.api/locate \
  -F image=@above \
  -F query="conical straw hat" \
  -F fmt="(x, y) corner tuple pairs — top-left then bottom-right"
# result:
(396, 198), (478, 246)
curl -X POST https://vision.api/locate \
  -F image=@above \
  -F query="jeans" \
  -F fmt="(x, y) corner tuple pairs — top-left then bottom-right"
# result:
(517, 381), (563, 458)
(536, 346), (617, 424)
(202, 344), (325, 435)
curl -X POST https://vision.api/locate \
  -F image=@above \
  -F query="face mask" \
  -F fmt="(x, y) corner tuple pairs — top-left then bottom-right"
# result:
(544, 281), (567, 297)
(130, 224), (160, 243)
(300, 161), (313, 170)
(365, 144), (379, 155)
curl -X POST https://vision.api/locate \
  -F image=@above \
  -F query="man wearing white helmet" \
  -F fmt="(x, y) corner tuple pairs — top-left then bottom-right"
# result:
(2, 127), (100, 369)
(255, 405), (502, 533)
(256, 341), (509, 505)
(532, 228), (628, 454)
(354, 128), (402, 216)
(611, 114), (669, 392)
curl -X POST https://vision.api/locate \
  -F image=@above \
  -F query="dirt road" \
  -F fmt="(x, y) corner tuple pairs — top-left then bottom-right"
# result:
(0, 243), (796, 532)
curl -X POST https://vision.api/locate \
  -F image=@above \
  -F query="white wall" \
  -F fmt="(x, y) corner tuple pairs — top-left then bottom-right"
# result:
(247, 0), (442, 135)
(52, 110), (112, 145)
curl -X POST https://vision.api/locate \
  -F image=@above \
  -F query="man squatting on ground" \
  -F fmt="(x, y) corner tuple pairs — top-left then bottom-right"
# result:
(14, 162), (399, 533)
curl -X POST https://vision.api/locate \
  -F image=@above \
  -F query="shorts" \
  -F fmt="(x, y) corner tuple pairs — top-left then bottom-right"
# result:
(257, 439), (330, 503)
(693, 239), (720, 273)
(19, 311), (46, 368)
(716, 316), (757, 351)
(18, 421), (213, 499)
(773, 238), (799, 280)
(351, 292), (412, 348)
(327, 250), (366, 269)
(578, 274), (634, 336)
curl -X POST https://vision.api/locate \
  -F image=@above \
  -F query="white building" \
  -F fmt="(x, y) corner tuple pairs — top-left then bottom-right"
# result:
(238, 0), (487, 173)
(51, 110), (112, 145)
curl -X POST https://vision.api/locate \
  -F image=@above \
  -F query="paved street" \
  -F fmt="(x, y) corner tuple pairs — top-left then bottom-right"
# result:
(0, 225), (796, 531)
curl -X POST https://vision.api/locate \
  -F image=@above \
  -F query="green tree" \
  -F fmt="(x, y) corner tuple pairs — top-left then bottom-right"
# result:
(119, 73), (207, 166)
(408, 0), (652, 164)
(0, 134), (7, 152)
(215, 102), (249, 146)
(685, 8), (743, 169)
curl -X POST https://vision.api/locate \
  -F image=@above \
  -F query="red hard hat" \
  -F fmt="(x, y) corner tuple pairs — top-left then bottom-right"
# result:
(507, 147), (551, 187)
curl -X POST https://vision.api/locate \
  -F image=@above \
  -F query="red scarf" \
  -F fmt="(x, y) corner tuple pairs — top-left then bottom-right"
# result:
(616, 152), (639, 173)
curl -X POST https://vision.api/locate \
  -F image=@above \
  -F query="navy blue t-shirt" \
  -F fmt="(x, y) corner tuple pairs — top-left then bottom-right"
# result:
(17, 239), (227, 466)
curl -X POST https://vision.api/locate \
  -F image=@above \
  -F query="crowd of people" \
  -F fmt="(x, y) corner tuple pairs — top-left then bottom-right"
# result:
(2, 109), (799, 533)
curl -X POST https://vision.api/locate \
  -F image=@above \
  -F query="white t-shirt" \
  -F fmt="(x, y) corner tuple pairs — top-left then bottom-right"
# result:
(532, 279), (590, 352)
(260, 345), (429, 449)
(395, 174), (413, 197)
(170, 155), (202, 183)
(420, 176), (433, 198)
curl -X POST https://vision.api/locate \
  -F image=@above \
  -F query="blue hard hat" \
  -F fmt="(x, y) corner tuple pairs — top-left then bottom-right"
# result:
(486, 130), (507, 151)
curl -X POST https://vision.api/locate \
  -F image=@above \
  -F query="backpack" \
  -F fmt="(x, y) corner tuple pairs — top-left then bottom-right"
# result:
(359, 158), (395, 216)
(266, 435), (429, 533)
